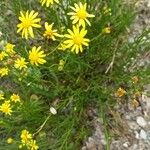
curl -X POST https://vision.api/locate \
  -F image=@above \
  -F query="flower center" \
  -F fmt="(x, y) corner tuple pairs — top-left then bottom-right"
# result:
(30, 53), (38, 62)
(73, 35), (83, 45)
(45, 30), (53, 39)
(77, 10), (87, 19)
(3, 105), (9, 112)
(23, 19), (32, 28)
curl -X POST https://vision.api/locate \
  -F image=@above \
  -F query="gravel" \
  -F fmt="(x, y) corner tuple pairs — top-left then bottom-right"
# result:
(136, 116), (147, 128)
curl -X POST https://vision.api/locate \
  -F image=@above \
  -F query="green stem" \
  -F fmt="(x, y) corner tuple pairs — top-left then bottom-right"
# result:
(33, 115), (50, 136)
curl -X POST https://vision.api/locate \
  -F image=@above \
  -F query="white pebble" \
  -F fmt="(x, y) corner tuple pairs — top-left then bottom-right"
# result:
(134, 131), (139, 139)
(0, 31), (2, 37)
(100, 139), (106, 145)
(148, 0), (150, 7)
(140, 129), (147, 139)
(128, 121), (139, 130)
(136, 116), (147, 128)
(123, 142), (129, 148)
(50, 107), (57, 115)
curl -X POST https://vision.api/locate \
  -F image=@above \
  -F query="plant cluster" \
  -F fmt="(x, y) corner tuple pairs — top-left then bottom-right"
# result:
(0, 0), (149, 149)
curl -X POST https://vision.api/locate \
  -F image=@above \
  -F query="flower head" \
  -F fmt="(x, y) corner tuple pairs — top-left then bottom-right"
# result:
(21, 130), (32, 144)
(7, 138), (13, 144)
(64, 25), (90, 54)
(5, 43), (16, 55)
(30, 140), (39, 150)
(14, 57), (28, 70)
(29, 46), (46, 66)
(0, 67), (9, 77)
(40, 0), (59, 7)
(17, 10), (41, 39)
(10, 94), (21, 103)
(44, 22), (62, 40)
(103, 27), (111, 34)
(115, 87), (126, 97)
(0, 51), (7, 61)
(67, 2), (95, 27)
(0, 101), (12, 115)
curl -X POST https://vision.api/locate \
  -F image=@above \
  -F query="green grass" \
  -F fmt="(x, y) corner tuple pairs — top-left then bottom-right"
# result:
(0, 0), (150, 149)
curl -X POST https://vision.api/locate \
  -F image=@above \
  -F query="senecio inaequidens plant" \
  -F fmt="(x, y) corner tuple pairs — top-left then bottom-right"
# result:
(17, 1), (95, 54)
(0, 0), (149, 149)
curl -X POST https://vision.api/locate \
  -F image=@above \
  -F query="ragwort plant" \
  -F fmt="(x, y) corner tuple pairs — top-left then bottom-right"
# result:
(0, 0), (150, 149)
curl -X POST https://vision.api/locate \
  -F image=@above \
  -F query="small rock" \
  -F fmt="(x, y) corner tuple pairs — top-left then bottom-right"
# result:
(125, 115), (131, 120)
(148, 0), (150, 7)
(147, 130), (150, 140)
(132, 144), (138, 149)
(140, 129), (147, 139)
(134, 131), (140, 139)
(49, 107), (57, 115)
(128, 37), (134, 43)
(128, 121), (140, 130)
(136, 116), (147, 127)
(123, 142), (129, 148)
(100, 139), (106, 145)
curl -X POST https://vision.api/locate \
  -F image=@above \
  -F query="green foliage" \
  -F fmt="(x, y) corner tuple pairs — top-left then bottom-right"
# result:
(0, 0), (150, 149)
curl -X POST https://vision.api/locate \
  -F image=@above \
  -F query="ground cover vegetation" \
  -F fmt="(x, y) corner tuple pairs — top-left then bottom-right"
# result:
(0, 0), (149, 149)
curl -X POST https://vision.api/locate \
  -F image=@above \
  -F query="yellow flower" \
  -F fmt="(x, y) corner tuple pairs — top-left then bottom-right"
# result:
(14, 57), (28, 70)
(0, 51), (7, 61)
(21, 130), (32, 144)
(30, 140), (39, 150)
(17, 10), (41, 39)
(0, 101), (12, 115)
(115, 87), (126, 97)
(29, 46), (46, 66)
(64, 25), (90, 54)
(40, 0), (59, 7)
(43, 22), (62, 40)
(10, 94), (21, 103)
(0, 67), (9, 77)
(67, 2), (95, 27)
(0, 92), (4, 100)
(103, 27), (111, 34)
(5, 43), (16, 55)
(7, 138), (13, 144)
(58, 59), (65, 71)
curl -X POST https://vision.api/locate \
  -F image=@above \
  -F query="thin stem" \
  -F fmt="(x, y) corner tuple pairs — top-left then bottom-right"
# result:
(33, 115), (50, 136)
(105, 41), (119, 74)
